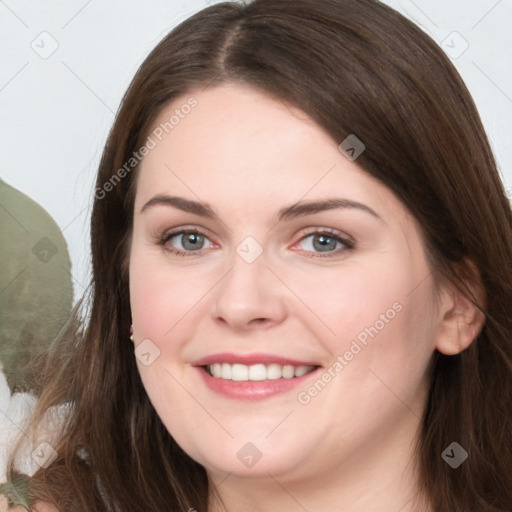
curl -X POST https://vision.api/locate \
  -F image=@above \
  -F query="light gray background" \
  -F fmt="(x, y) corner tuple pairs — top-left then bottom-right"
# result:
(1, 0), (511, 303)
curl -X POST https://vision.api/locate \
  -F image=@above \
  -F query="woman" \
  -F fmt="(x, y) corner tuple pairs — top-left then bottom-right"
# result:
(4, 0), (511, 510)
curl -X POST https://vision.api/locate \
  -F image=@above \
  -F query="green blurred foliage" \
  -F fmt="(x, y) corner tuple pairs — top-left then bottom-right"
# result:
(0, 179), (73, 394)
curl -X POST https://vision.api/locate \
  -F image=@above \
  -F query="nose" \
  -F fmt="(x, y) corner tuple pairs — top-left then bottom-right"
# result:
(211, 250), (287, 331)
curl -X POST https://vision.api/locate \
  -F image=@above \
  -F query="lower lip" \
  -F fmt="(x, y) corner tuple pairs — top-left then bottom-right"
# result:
(194, 366), (321, 401)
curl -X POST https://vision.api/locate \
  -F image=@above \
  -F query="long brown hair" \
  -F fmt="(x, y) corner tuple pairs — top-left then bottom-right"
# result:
(6, 0), (512, 510)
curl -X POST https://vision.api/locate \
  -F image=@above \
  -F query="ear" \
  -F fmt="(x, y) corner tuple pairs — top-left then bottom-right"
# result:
(434, 258), (487, 356)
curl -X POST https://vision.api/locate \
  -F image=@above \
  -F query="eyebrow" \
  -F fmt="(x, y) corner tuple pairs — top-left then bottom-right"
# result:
(140, 194), (383, 222)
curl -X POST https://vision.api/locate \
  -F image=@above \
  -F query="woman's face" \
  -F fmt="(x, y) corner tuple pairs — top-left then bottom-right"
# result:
(129, 82), (443, 484)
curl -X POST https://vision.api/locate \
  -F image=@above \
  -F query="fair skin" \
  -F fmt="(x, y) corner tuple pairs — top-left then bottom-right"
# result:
(0, 85), (485, 512)
(128, 83), (484, 512)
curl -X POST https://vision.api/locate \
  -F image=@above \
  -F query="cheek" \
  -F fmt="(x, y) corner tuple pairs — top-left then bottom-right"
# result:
(129, 250), (216, 351)
(292, 271), (435, 444)
(129, 256), (201, 423)
(302, 257), (435, 381)
(332, 272), (437, 415)
(129, 263), (171, 340)
(287, 260), (410, 351)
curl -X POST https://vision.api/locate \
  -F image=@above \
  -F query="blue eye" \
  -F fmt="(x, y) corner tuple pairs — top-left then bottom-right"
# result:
(160, 230), (214, 255)
(298, 232), (353, 254)
(158, 228), (354, 258)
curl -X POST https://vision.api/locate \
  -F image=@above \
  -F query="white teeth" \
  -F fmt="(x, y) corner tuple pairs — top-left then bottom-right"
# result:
(294, 365), (311, 377)
(231, 363), (249, 381)
(282, 365), (295, 379)
(266, 363), (282, 380)
(206, 363), (316, 381)
(221, 363), (232, 379)
(211, 363), (222, 378)
(248, 364), (267, 381)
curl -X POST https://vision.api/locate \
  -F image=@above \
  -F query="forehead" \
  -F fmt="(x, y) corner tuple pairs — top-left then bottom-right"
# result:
(135, 83), (406, 226)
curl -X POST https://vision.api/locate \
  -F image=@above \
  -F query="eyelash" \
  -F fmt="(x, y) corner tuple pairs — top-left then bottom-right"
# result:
(156, 227), (355, 258)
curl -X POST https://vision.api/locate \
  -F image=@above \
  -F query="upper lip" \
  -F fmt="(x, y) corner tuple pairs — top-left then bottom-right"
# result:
(192, 352), (321, 367)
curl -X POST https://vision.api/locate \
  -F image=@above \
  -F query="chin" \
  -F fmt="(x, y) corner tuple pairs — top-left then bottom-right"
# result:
(180, 436), (309, 480)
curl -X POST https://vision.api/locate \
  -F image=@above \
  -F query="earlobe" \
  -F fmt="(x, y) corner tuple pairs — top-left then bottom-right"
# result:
(434, 259), (487, 356)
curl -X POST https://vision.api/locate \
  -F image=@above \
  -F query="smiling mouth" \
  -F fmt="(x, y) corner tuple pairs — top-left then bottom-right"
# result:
(204, 363), (318, 381)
